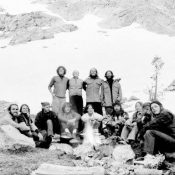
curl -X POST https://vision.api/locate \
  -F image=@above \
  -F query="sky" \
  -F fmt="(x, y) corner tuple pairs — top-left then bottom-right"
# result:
(0, 0), (175, 113)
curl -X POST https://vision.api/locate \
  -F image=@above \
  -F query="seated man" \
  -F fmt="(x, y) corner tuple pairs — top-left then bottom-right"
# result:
(35, 102), (60, 148)
(58, 102), (81, 139)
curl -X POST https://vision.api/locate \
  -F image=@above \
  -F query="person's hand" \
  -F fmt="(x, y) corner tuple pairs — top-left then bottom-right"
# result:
(38, 133), (44, 141)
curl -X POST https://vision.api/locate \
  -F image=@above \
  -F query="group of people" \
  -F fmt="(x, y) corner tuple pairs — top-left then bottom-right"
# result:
(1, 65), (175, 159)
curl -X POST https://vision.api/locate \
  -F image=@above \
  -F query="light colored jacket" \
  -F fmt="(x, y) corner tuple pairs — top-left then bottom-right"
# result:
(48, 76), (69, 98)
(84, 78), (102, 102)
(101, 79), (122, 106)
(69, 78), (83, 96)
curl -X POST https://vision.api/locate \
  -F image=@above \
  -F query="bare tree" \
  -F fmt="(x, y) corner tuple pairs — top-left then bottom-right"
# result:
(151, 56), (164, 100)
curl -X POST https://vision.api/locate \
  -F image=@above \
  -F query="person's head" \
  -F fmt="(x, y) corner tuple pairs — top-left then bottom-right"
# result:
(135, 101), (143, 112)
(142, 102), (151, 115)
(89, 68), (98, 78)
(150, 101), (163, 115)
(106, 107), (114, 116)
(72, 70), (79, 79)
(56, 66), (66, 77)
(62, 102), (72, 114)
(8, 104), (19, 117)
(86, 104), (94, 115)
(41, 102), (51, 113)
(113, 101), (123, 116)
(20, 104), (30, 114)
(105, 70), (114, 80)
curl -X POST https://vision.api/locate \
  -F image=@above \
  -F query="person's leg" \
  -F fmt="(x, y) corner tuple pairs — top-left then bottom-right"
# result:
(144, 130), (175, 155)
(47, 119), (54, 137)
(121, 125), (130, 140)
(93, 102), (102, 115)
(69, 96), (78, 113)
(52, 96), (59, 115)
(127, 125), (138, 141)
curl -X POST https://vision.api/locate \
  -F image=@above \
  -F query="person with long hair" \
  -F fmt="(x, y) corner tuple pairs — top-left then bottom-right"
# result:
(143, 101), (175, 155)
(48, 66), (69, 115)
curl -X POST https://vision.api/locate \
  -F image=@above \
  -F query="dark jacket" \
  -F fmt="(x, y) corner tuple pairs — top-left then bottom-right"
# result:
(35, 110), (60, 134)
(141, 110), (175, 139)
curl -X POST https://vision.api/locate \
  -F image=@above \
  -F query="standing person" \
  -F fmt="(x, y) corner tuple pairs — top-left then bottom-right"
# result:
(101, 70), (122, 114)
(48, 66), (69, 115)
(83, 68), (103, 115)
(68, 70), (83, 115)
(35, 102), (60, 148)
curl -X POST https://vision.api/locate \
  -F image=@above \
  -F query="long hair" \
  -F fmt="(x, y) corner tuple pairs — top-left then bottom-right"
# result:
(104, 70), (114, 79)
(20, 104), (30, 113)
(62, 102), (72, 113)
(56, 66), (67, 75)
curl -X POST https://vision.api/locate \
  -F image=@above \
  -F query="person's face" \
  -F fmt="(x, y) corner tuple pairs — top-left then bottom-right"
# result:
(106, 71), (112, 79)
(90, 68), (97, 76)
(43, 105), (50, 113)
(64, 105), (71, 113)
(143, 106), (151, 115)
(21, 105), (29, 114)
(151, 103), (161, 115)
(114, 104), (121, 112)
(58, 67), (65, 76)
(87, 106), (94, 115)
(135, 102), (142, 112)
(10, 105), (19, 116)
(73, 71), (79, 78)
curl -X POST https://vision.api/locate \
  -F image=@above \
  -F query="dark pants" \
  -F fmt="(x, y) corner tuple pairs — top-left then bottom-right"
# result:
(144, 130), (175, 155)
(70, 95), (83, 115)
(86, 102), (102, 115)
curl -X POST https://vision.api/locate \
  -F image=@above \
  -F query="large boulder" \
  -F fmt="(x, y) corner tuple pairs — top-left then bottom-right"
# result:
(0, 124), (35, 150)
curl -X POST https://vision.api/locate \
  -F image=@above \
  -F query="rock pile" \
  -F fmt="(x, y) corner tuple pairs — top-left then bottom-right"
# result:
(0, 11), (78, 45)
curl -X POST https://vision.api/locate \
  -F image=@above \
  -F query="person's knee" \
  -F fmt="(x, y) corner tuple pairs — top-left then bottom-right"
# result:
(144, 130), (155, 139)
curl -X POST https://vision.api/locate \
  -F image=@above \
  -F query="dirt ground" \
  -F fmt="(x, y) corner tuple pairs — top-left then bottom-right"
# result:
(0, 148), (75, 175)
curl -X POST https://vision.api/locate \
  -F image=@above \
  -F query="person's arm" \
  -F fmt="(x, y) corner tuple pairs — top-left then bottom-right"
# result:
(83, 81), (87, 91)
(35, 113), (42, 130)
(67, 79), (69, 90)
(100, 82), (105, 106)
(48, 77), (55, 96)
(117, 82), (122, 102)
(57, 114), (68, 123)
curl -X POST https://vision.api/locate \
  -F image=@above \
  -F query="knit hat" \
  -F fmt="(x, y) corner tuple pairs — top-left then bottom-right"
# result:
(41, 102), (50, 107)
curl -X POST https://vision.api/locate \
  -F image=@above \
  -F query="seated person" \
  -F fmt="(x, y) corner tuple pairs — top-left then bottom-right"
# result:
(58, 102), (81, 139)
(121, 101), (143, 144)
(102, 102), (128, 137)
(82, 104), (103, 132)
(0, 104), (30, 131)
(35, 102), (60, 148)
(18, 104), (41, 141)
(142, 101), (175, 155)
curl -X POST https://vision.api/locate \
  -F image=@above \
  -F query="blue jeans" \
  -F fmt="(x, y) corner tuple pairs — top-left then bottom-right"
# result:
(144, 130), (175, 155)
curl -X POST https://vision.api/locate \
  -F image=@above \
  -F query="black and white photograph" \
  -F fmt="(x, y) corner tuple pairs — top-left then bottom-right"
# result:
(0, 0), (175, 174)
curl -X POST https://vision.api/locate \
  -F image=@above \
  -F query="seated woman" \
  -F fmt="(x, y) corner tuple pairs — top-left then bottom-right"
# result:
(58, 102), (81, 139)
(18, 104), (41, 141)
(81, 104), (103, 146)
(121, 101), (143, 144)
(142, 101), (175, 155)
